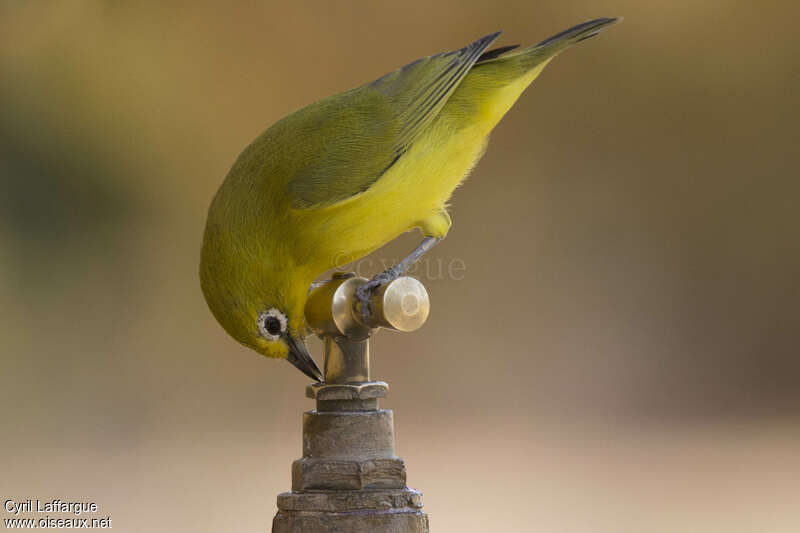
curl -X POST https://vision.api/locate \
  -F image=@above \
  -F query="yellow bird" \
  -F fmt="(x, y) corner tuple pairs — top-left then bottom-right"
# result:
(200, 18), (620, 380)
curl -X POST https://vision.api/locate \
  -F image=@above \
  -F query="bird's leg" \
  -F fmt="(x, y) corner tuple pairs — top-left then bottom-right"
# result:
(355, 236), (441, 320)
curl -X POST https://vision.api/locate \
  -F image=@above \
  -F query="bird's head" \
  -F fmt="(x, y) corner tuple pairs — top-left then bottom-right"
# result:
(199, 238), (323, 382)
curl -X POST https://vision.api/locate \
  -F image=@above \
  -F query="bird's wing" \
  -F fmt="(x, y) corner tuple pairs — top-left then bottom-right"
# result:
(287, 32), (501, 209)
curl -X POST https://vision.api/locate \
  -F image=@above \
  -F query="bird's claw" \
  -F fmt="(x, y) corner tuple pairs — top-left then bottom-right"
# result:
(355, 268), (401, 321)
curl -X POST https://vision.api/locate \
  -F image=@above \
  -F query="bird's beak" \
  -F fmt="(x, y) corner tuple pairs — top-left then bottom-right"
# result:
(286, 334), (324, 382)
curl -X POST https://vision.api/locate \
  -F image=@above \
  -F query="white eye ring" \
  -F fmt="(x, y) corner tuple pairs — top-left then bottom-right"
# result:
(257, 308), (288, 340)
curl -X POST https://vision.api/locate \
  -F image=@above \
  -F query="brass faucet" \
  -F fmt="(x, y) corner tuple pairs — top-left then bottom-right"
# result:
(273, 272), (431, 533)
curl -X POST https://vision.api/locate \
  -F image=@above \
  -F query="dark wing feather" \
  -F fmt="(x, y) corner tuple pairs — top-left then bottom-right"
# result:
(476, 44), (520, 63)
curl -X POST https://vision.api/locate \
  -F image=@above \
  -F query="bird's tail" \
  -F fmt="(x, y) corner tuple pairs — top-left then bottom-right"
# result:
(451, 18), (620, 133)
(479, 17), (621, 74)
(529, 17), (621, 55)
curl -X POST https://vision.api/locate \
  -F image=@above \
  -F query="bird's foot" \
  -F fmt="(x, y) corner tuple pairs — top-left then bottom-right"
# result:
(355, 266), (401, 321)
(353, 236), (442, 323)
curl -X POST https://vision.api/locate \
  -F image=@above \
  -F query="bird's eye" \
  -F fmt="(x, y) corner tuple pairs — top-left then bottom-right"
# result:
(257, 308), (287, 340)
(264, 316), (281, 335)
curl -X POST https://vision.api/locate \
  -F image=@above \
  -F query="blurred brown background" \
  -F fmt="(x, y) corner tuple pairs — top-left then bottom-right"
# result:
(2, 1), (798, 531)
